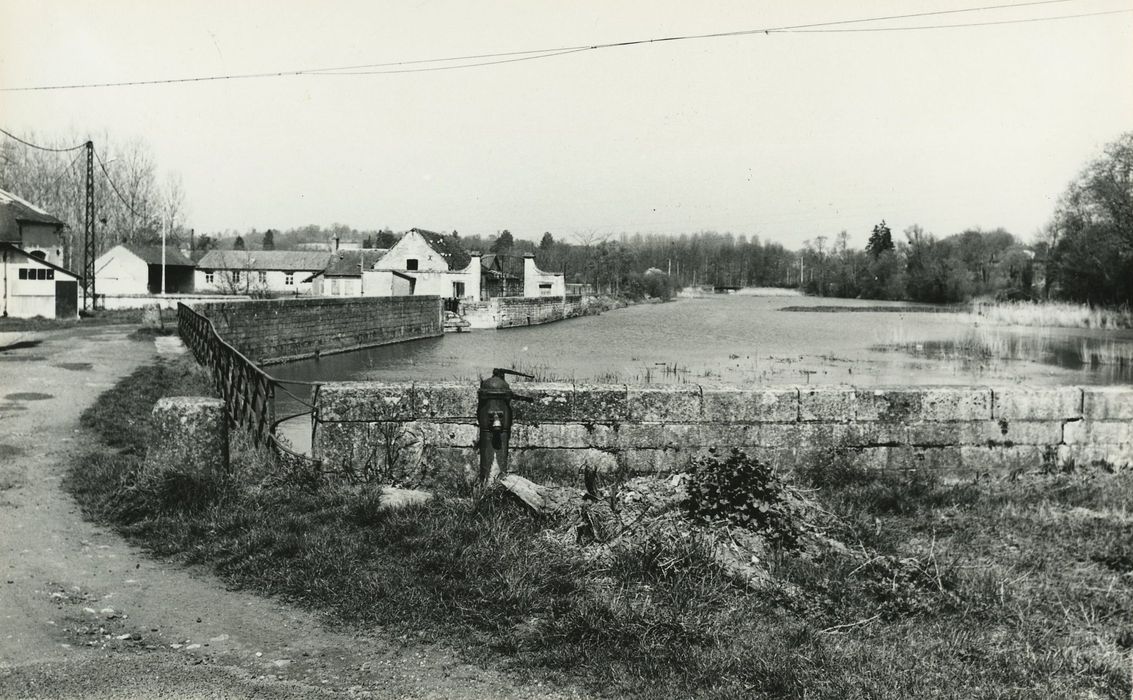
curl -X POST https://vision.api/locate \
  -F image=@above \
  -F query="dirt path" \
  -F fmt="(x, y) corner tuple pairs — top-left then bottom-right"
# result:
(0, 326), (580, 699)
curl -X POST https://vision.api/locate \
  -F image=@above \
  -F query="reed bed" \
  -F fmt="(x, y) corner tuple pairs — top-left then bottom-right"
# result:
(971, 301), (1133, 329)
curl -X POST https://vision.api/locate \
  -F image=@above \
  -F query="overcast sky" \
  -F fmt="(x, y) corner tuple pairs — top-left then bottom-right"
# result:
(1, 0), (1131, 247)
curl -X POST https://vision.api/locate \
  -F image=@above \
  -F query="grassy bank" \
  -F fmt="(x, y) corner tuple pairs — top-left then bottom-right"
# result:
(0, 307), (178, 332)
(67, 358), (1133, 698)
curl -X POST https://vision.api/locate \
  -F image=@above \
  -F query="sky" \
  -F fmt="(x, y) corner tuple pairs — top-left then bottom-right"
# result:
(1, 0), (1131, 248)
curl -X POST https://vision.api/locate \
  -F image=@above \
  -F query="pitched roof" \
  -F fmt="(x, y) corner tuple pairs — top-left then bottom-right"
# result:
(322, 249), (388, 277)
(0, 242), (81, 280)
(0, 189), (66, 243)
(196, 249), (332, 271)
(123, 244), (195, 267)
(411, 228), (472, 271)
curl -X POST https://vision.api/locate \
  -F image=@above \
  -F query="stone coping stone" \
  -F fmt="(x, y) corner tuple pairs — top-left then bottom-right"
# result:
(317, 381), (1130, 425)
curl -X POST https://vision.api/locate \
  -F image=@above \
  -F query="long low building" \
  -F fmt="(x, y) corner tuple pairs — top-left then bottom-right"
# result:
(195, 250), (331, 296)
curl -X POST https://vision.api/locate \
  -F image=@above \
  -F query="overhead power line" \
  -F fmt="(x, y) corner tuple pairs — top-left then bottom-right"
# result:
(0, 0), (1103, 91)
(0, 127), (86, 152)
(783, 7), (1131, 32)
(95, 150), (147, 220)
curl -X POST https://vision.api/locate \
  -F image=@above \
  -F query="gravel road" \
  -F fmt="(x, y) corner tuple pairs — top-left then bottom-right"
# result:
(0, 325), (580, 699)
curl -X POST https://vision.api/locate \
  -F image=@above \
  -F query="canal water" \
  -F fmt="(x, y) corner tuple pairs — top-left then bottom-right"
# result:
(271, 294), (1133, 451)
(273, 294), (1133, 388)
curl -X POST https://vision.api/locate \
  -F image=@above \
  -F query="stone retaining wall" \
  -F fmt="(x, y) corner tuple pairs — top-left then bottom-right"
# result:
(312, 383), (1133, 486)
(190, 296), (442, 364)
(463, 295), (588, 329)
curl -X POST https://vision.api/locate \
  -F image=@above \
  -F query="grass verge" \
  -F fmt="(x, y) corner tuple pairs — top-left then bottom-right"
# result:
(66, 358), (1133, 699)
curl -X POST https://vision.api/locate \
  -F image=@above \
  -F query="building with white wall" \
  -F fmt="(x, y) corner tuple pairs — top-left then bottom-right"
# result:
(1, 243), (80, 318)
(95, 244), (196, 296)
(307, 249), (414, 297)
(371, 229), (480, 300)
(195, 250), (330, 296)
(0, 188), (67, 267)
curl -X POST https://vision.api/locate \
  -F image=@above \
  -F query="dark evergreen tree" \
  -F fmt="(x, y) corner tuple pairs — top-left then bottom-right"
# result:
(866, 220), (894, 258)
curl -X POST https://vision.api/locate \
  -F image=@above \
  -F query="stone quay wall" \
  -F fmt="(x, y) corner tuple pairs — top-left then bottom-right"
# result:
(463, 295), (588, 329)
(312, 383), (1133, 486)
(190, 296), (442, 364)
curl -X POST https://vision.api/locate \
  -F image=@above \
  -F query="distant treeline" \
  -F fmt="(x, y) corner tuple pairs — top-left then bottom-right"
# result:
(191, 132), (1131, 307)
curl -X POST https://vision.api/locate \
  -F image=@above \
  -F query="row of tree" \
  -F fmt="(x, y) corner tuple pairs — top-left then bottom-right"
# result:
(4, 129), (1130, 306)
(0, 132), (186, 267)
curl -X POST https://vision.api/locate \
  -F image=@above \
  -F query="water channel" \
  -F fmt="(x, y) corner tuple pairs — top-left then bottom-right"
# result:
(274, 294), (1133, 388)
(272, 294), (1133, 451)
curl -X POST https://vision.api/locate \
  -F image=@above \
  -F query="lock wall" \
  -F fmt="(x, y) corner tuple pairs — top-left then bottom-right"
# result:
(312, 382), (1133, 488)
(187, 295), (443, 364)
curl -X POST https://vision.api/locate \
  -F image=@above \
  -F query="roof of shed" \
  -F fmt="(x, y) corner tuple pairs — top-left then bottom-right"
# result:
(322, 249), (388, 277)
(123, 244), (195, 267)
(196, 249), (332, 271)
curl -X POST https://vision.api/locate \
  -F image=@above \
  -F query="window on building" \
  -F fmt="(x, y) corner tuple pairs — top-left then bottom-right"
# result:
(258, 270), (267, 283)
(330, 279), (340, 295)
(232, 270), (242, 283)
(406, 258), (419, 271)
(19, 267), (53, 280)
(452, 281), (465, 298)
(205, 271), (214, 284)
(285, 272), (295, 285)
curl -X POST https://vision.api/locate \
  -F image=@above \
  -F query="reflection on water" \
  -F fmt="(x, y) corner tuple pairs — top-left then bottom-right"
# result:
(271, 295), (1133, 451)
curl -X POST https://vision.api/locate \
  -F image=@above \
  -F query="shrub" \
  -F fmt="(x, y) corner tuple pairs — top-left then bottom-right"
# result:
(684, 448), (806, 550)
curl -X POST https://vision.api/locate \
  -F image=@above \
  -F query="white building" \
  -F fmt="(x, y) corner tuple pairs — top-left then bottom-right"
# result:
(1, 243), (80, 319)
(307, 249), (414, 297)
(195, 250), (330, 296)
(0, 188), (67, 267)
(369, 229), (480, 300)
(0, 189), (81, 318)
(95, 244), (196, 296)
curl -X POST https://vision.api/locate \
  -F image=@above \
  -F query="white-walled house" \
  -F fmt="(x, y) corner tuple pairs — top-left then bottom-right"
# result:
(95, 244), (196, 296)
(0, 188), (67, 267)
(1, 243), (80, 318)
(370, 229), (480, 300)
(195, 250), (330, 295)
(307, 249), (413, 297)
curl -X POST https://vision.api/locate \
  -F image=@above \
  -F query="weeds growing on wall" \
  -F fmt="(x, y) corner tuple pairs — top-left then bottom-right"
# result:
(66, 360), (1133, 699)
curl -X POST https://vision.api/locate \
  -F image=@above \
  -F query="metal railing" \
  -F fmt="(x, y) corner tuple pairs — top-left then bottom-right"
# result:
(177, 302), (323, 476)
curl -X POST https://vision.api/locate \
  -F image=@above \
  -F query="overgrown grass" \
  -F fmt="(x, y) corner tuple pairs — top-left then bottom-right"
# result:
(66, 359), (1133, 698)
(973, 300), (1133, 329)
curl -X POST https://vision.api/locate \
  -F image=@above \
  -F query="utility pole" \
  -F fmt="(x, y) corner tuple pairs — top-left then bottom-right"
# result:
(82, 141), (96, 310)
(161, 214), (167, 296)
